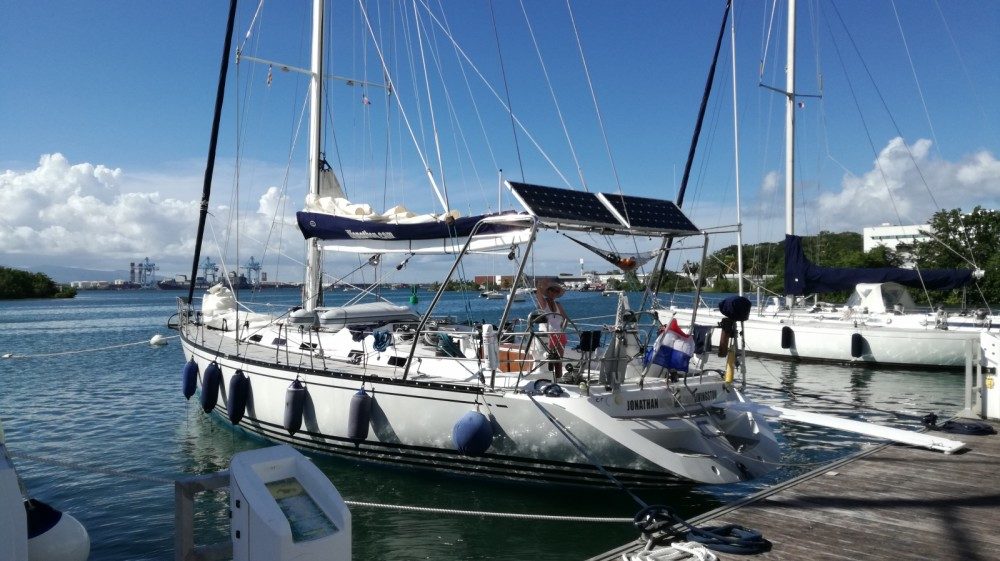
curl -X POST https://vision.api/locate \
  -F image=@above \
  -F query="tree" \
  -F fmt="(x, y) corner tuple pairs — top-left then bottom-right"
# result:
(0, 267), (61, 299)
(621, 271), (643, 291)
(910, 207), (1000, 306)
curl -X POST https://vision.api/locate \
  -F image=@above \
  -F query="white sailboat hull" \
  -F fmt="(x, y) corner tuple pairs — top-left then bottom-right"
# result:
(660, 307), (985, 368)
(180, 326), (780, 487)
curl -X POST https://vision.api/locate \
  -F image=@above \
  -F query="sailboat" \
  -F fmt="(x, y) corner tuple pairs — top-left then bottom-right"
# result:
(174, 0), (781, 487)
(659, 0), (995, 369)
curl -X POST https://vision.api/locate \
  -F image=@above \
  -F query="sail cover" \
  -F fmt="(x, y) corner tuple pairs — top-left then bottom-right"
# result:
(298, 211), (531, 254)
(784, 234), (973, 295)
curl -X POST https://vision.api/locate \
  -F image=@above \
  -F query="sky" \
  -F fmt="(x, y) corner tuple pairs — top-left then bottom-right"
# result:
(1, 0), (998, 283)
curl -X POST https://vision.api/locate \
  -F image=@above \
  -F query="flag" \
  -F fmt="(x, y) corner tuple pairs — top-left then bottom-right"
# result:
(266, 65), (273, 86)
(362, 94), (371, 105)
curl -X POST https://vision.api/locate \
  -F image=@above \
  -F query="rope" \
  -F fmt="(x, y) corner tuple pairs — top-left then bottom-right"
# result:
(633, 505), (771, 556)
(2, 335), (179, 359)
(526, 393), (648, 509)
(623, 542), (717, 561)
(922, 413), (997, 436)
(343, 500), (631, 522)
(372, 330), (393, 352)
(8, 449), (631, 523)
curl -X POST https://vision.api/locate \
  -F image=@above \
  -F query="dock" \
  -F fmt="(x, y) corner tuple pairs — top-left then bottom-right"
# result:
(591, 421), (1000, 561)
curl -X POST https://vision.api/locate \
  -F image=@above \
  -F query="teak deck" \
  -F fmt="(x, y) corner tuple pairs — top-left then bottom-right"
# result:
(592, 421), (1000, 561)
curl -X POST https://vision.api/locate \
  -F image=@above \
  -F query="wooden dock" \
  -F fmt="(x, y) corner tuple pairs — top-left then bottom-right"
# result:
(591, 421), (1000, 561)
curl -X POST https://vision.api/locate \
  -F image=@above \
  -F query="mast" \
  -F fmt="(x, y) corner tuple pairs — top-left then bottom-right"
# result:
(186, 0), (238, 305)
(730, 0), (744, 296)
(649, 0), (731, 302)
(303, 0), (325, 311)
(784, 0), (796, 306)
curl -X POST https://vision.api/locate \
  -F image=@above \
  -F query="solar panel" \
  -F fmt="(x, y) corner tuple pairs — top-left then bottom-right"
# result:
(507, 181), (700, 236)
(598, 193), (699, 234)
(507, 181), (621, 230)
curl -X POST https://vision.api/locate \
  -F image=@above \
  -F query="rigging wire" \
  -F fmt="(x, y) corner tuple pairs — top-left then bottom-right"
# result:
(412, 0), (451, 210)
(357, 0), (451, 213)
(488, 0), (524, 182)
(519, 0), (587, 191)
(758, 0), (779, 81)
(931, 0), (997, 149)
(421, 2), (488, 210)
(398, 0), (430, 180)
(822, 3), (990, 309)
(413, 0), (574, 189)
(435, 0), (502, 209)
(889, 0), (940, 156)
(565, 0), (622, 198)
(824, 2), (974, 262)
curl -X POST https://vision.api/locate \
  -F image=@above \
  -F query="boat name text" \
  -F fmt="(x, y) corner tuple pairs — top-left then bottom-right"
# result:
(626, 398), (659, 411)
(346, 230), (396, 240)
(692, 390), (717, 403)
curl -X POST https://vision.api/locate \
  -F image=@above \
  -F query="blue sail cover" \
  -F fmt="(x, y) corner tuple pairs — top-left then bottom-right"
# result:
(297, 211), (523, 242)
(783, 234), (973, 295)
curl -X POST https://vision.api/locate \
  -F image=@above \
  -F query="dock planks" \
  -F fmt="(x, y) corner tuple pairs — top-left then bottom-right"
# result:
(591, 421), (1000, 561)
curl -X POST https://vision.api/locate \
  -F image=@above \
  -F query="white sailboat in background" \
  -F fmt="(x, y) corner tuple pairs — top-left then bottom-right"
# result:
(174, 0), (782, 487)
(659, 0), (995, 369)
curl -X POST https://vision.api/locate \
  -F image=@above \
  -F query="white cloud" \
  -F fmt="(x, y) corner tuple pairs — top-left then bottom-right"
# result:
(760, 170), (780, 195)
(0, 154), (299, 276)
(816, 138), (1000, 231)
(5, 141), (996, 283)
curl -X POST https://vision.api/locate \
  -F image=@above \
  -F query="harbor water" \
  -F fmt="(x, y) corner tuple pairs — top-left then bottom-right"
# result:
(0, 289), (965, 560)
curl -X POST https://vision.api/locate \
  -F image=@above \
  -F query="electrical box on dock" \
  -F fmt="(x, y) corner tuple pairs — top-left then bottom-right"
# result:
(230, 445), (351, 561)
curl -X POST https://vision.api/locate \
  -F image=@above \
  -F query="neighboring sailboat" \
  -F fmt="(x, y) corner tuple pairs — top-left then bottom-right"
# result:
(659, 0), (995, 369)
(1, 417), (90, 561)
(174, 0), (781, 487)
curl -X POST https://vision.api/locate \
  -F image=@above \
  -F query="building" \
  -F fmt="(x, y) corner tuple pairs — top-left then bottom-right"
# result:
(862, 223), (930, 252)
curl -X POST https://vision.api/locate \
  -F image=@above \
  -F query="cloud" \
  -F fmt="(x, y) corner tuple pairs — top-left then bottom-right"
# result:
(760, 170), (780, 195)
(816, 138), (1000, 231)
(0, 154), (298, 275)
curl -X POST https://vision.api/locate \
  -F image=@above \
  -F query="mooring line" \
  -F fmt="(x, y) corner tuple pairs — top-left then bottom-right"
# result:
(9, 449), (632, 523)
(2, 335), (178, 359)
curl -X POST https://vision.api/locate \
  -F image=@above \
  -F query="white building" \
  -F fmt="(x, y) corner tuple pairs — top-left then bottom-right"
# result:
(862, 223), (930, 252)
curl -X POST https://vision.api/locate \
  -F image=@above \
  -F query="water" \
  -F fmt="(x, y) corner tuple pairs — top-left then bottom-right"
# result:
(0, 289), (966, 560)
